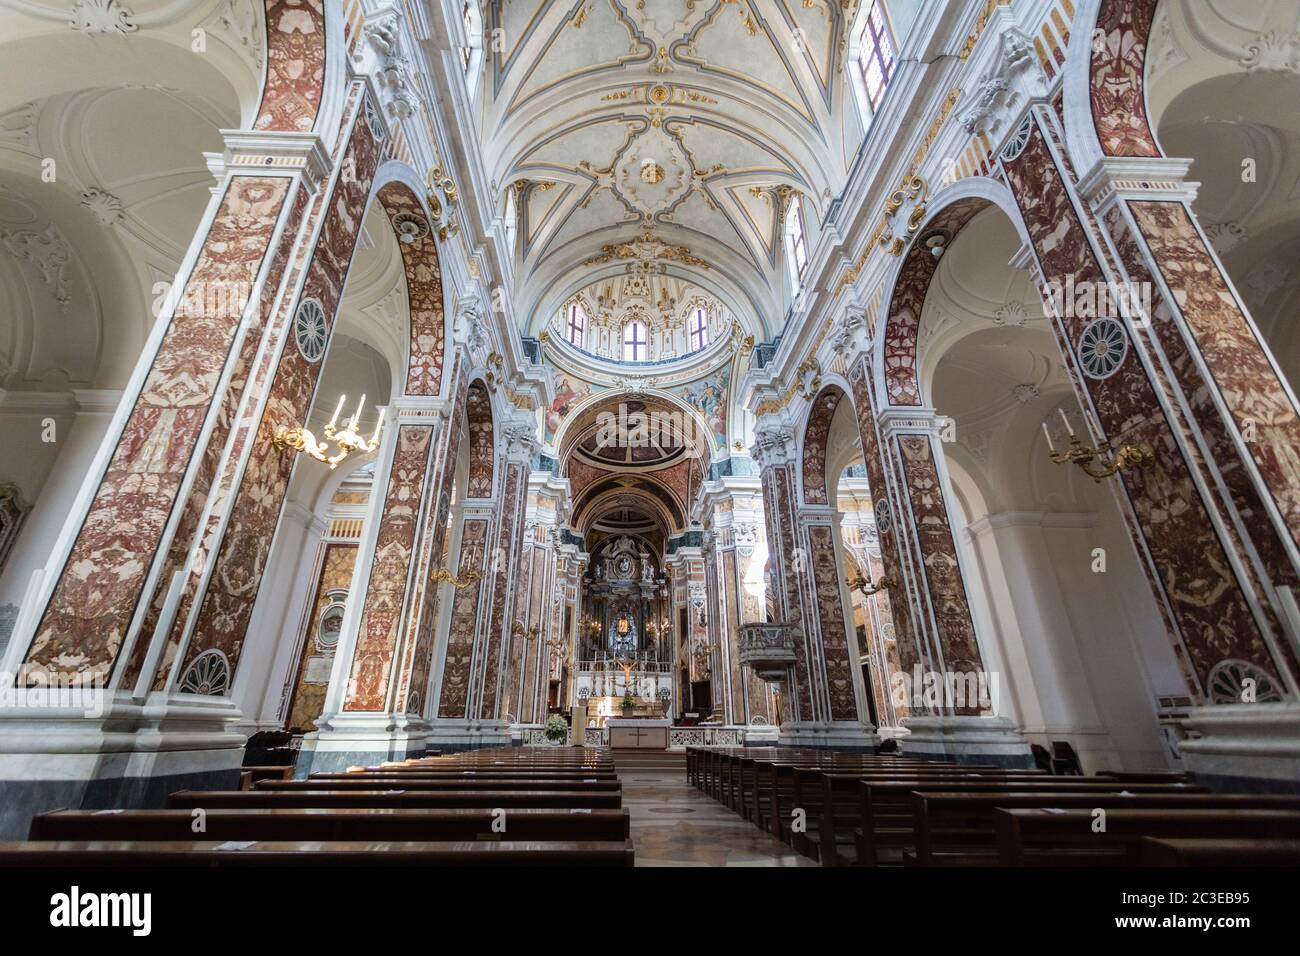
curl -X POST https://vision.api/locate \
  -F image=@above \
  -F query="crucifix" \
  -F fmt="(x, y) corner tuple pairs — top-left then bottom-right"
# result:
(616, 654), (638, 698)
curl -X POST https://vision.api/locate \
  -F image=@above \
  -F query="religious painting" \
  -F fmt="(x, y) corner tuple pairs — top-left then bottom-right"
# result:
(677, 367), (729, 447)
(545, 375), (593, 443)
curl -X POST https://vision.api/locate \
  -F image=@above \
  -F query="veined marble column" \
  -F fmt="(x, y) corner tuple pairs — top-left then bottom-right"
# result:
(0, 3), (335, 834)
(504, 471), (569, 728)
(428, 402), (533, 749)
(1002, 97), (1300, 783)
(698, 476), (776, 730)
(845, 347), (1029, 763)
(754, 417), (875, 748)
(295, 392), (455, 774)
(837, 477), (904, 729)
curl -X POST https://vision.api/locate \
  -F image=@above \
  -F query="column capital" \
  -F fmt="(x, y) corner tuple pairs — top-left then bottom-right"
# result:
(501, 408), (542, 463)
(751, 415), (798, 469)
(876, 407), (947, 439)
(1076, 155), (1199, 215)
(830, 307), (871, 366)
(213, 129), (333, 193)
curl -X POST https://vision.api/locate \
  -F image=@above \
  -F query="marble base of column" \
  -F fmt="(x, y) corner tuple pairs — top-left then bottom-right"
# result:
(0, 694), (245, 838)
(1177, 705), (1300, 793)
(422, 717), (512, 753)
(778, 720), (878, 751)
(295, 713), (432, 776)
(900, 715), (1034, 767)
(741, 722), (780, 745)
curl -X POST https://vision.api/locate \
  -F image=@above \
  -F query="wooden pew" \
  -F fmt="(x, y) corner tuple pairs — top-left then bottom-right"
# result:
(167, 789), (622, 810)
(242, 765), (294, 784)
(995, 807), (1300, 865)
(795, 767), (1048, 862)
(855, 780), (1205, 866)
(318, 769), (619, 780)
(911, 792), (1300, 866)
(30, 807), (630, 843)
(257, 778), (622, 793)
(1139, 836), (1300, 867)
(0, 840), (635, 866)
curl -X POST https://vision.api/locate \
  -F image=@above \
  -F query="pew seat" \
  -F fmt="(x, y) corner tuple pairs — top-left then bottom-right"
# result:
(0, 840), (635, 866)
(1139, 836), (1300, 867)
(995, 808), (1300, 865)
(167, 789), (622, 810)
(30, 807), (630, 843)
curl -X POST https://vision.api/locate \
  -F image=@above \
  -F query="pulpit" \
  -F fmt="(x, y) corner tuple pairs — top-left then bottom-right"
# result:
(606, 718), (670, 750)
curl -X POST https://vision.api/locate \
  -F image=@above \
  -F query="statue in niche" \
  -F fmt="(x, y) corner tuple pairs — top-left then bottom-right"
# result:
(639, 547), (655, 583)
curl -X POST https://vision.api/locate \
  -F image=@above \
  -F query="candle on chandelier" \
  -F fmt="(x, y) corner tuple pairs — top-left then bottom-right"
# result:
(370, 406), (386, 443)
(1042, 421), (1057, 453)
(328, 394), (346, 430)
(1058, 407), (1076, 437)
(350, 394), (366, 431)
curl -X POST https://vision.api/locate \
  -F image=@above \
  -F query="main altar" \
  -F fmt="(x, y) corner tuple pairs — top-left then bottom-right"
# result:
(606, 717), (670, 749)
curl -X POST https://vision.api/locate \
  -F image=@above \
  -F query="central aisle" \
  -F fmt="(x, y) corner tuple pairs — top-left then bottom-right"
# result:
(613, 750), (815, 867)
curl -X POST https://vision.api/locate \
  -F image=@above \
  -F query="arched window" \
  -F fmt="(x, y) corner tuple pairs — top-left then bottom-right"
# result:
(689, 307), (709, 352)
(566, 302), (587, 347)
(622, 320), (648, 362)
(858, 1), (896, 111)
(504, 185), (518, 251)
(785, 197), (809, 292)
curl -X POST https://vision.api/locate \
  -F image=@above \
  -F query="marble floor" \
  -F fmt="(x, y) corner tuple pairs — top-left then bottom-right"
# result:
(615, 752), (815, 867)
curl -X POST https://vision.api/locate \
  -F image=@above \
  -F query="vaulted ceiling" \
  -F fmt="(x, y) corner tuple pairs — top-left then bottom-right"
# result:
(482, 0), (864, 344)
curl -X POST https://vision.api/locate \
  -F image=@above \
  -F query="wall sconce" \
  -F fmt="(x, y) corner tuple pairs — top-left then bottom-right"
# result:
(512, 621), (540, 642)
(273, 394), (384, 469)
(1044, 409), (1154, 482)
(849, 572), (897, 598)
(430, 566), (483, 589)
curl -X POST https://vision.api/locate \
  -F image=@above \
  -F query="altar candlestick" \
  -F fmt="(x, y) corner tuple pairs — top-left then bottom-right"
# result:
(1042, 422), (1056, 453)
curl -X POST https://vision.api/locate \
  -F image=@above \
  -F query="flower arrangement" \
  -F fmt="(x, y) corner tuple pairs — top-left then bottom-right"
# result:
(620, 695), (635, 713)
(543, 714), (569, 744)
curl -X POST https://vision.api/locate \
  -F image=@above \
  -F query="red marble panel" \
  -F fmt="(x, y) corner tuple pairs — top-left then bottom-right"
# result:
(465, 382), (494, 498)
(849, 358), (921, 677)
(1089, 0), (1160, 157)
(801, 386), (843, 504)
(125, 181), (311, 690)
(255, 0), (327, 133)
(894, 435), (984, 701)
(479, 462), (526, 719)
(24, 177), (290, 686)
(808, 524), (859, 721)
(720, 547), (744, 724)
(438, 517), (489, 718)
(759, 465), (813, 719)
(1127, 201), (1300, 559)
(375, 182), (446, 397)
(1002, 115), (1280, 691)
(344, 425), (435, 711)
(395, 358), (468, 714)
(883, 198), (990, 405)
(179, 98), (382, 683)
